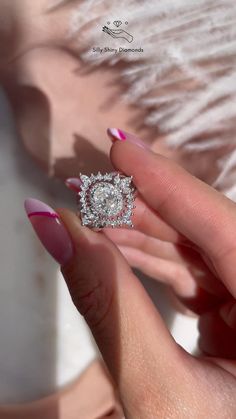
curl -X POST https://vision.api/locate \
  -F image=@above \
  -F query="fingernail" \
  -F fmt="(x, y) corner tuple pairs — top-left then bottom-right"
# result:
(108, 128), (127, 141)
(107, 127), (149, 150)
(65, 177), (82, 193)
(24, 198), (73, 265)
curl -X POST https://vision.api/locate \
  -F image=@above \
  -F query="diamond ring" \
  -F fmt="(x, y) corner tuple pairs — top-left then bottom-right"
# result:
(77, 172), (136, 228)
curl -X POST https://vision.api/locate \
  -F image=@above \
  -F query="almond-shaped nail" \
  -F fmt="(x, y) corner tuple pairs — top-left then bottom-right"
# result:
(107, 128), (149, 150)
(65, 177), (82, 193)
(24, 198), (73, 265)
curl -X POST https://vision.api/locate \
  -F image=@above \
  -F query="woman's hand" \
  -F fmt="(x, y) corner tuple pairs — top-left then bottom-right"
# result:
(25, 131), (236, 418)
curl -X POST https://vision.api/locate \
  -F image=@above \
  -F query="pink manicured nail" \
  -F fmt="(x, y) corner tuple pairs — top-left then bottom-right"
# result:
(65, 177), (82, 193)
(108, 128), (127, 141)
(24, 198), (73, 265)
(107, 128), (149, 150)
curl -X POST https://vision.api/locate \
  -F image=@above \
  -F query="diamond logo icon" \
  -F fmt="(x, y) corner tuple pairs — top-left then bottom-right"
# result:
(78, 172), (136, 228)
(113, 20), (122, 27)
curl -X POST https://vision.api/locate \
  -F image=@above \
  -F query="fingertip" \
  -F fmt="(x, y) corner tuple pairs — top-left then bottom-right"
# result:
(109, 139), (132, 173)
(65, 177), (82, 193)
(56, 207), (82, 229)
(107, 127), (126, 141)
(56, 208), (108, 251)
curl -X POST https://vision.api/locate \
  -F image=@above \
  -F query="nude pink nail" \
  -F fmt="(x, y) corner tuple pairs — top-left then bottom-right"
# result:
(107, 127), (149, 150)
(24, 198), (73, 265)
(65, 177), (82, 193)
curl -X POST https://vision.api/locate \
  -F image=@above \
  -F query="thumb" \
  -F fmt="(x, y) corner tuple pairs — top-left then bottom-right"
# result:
(57, 209), (183, 415)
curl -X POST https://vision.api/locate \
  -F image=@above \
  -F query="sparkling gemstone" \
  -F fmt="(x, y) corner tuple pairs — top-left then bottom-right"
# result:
(90, 182), (123, 216)
(114, 174), (121, 184)
(80, 174), (89, 182)
(79, 172), (136, 229)
(120, 178), (132, 193)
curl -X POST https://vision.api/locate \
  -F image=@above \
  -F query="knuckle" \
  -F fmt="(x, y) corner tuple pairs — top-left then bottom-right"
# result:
(78, 281), (114, 330)
(61, 260), (114, 330)
(73, 282), (100, 318)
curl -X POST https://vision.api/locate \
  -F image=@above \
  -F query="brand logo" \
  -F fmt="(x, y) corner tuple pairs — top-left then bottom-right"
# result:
(91, 20), (144, 55)
(102, 20), (133, 43)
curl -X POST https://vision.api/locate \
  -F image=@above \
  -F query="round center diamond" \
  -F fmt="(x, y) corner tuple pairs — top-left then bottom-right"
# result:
(90, 182), (123, 216)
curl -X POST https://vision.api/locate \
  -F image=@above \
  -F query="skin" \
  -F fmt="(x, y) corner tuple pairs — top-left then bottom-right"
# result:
(56, 140), (236, 418)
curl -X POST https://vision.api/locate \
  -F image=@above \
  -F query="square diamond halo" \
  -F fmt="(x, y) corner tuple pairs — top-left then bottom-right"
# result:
(77, 172), (136, 228)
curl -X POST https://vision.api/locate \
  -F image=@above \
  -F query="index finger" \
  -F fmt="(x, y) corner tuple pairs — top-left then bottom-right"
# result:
(109, 131), (236, 297)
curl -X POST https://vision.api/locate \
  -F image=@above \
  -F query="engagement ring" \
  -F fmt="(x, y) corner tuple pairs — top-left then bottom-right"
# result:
(77, 172), (136, 228)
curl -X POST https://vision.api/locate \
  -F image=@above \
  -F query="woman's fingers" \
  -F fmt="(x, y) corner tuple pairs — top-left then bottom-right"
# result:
(109, 135), (236, 298)
(25, 199), (185, 414)
(116, 244), (227, 314)
(132, 196), (180, 242)
(103, 227), (184, 263)
(104, 226), (229, 298)
(57, 208), (186, 416)
(65, 179), (180, 243)
(117, 244), (197, 298)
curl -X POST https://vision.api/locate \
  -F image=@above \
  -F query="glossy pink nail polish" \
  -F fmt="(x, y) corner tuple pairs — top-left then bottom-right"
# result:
(65, 178), (82, 193)
(107, 127), (148, 150)
(108, 128), (127, 141)
(24, 198), (73, 265)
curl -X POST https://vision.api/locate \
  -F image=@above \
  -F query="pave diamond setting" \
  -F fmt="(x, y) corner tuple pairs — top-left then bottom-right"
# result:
(78, 172), (136, 228)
